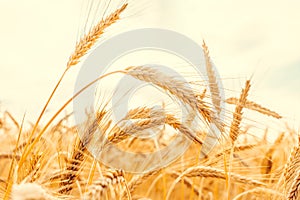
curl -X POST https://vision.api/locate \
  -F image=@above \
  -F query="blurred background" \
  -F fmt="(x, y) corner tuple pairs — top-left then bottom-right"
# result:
(0, 0), (299, 129)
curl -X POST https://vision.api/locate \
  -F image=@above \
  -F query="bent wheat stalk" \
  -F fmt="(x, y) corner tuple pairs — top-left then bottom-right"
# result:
(4, 114), (25, 200)
(18, 3), (128, 171)
(17, 70), (122, 185)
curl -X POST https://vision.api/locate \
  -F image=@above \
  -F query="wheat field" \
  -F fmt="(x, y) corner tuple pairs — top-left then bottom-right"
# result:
(0, 2), (299, 200)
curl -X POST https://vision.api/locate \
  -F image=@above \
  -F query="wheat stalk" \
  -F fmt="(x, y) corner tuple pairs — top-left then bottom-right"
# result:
(4, 111), (20, 129)
(106, 105), (203, 146)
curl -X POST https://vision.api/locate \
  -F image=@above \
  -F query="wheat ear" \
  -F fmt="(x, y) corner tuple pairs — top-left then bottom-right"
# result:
(107, 107), (165, 144)
(165, 114), (203, 144)
(166, 165), (266, 200)
(261, 133), (285, 175)
(122, 169), (160, 199)
(83, 169), (125, 199)
(287, 171), (300, 200)
(108, 106), (203, 145)
(130, 106), (202, 143)
(180, 166), (265, 187)
(283, 135), (300, 194)
(59, 111), (107, 194)
(108, 117), (165, 144)
(125, 66), (212, 122)
(226, 97), (282, 119)
(67, 3), (128, 68)
(229, 80), (251, 143)
(202, 41), (221, 114)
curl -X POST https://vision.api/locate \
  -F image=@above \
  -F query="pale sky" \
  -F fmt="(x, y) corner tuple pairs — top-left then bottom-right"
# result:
(0, 0), (299, 128)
